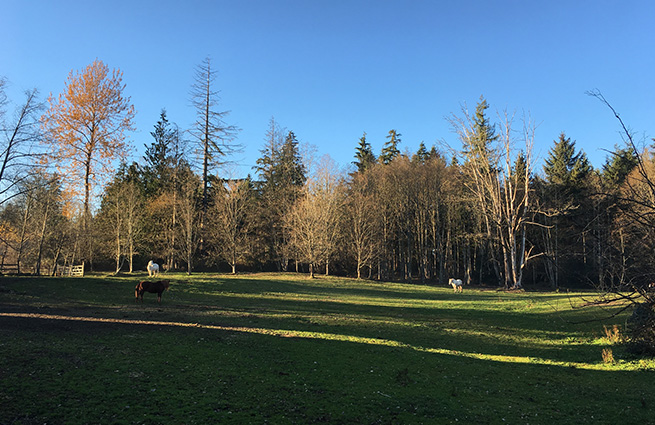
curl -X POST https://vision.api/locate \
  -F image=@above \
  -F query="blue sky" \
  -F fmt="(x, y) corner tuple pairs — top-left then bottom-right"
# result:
(2, 0), (654, 179)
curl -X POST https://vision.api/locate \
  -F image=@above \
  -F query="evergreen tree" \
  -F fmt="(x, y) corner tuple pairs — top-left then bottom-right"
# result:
(469, 96), (498, 160)
(353, 132), (376, 172)
(277, 131), (306, 188)
(142, 109), (179, 196)
(543, 132), (591, 192)
(513, 151), (528, 192)
(540, 132), (593, 289)
(255, 117), (285, 188)
(254, 126), (307, 270)
(428, 145), (441, 161)
(140, 111), (191, 270)
(380, 129), (401, 165)
(602, 145), (638, 187)
(256, 125), (305, 190)
(412, 142), (430, 164)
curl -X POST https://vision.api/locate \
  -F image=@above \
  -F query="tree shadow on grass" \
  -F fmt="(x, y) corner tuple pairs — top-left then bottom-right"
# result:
(0, 274), (628, 368)
(3, 312), (653, 424)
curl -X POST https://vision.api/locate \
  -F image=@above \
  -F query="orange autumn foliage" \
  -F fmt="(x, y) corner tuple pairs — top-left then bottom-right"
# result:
(41, 59), (135, 216)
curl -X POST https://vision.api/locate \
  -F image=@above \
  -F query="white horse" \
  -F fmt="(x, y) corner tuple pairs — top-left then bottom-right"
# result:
(147, 260), (160, 277)
(449, 278), (463, 293)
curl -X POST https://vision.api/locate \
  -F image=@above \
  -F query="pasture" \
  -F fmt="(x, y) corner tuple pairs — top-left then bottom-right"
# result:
(0, 273), (653, 424)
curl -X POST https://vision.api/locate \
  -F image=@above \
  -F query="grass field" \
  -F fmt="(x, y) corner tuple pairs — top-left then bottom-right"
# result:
(1, 272), (653, 424)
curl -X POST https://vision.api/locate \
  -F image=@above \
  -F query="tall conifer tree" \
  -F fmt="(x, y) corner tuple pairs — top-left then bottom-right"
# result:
(543, 132), (591, 192)
(353, 132), (376, 172)
(380, 129), (401, 165)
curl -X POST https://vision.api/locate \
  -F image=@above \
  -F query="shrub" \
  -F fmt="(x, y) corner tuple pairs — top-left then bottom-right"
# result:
(603, 324), (622, 344)
(602, 348), (615, 364)
(626, 302), (655, 355)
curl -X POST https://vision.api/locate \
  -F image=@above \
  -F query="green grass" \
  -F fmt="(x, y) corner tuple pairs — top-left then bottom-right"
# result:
(1, 272), (653, 424)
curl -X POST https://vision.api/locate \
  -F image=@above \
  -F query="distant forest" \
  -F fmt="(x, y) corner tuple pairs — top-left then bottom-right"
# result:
(2, 60), (653, 294)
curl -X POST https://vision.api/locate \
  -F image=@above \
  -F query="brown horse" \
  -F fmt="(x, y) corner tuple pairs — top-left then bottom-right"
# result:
(135, 280), (170, 303)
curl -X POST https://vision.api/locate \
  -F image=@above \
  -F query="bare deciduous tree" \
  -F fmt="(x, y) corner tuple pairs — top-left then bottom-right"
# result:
(0, 81), (43, 208)
(207, 178), (253, 274)
(190, 57), (240, 233)
(286, 158), (343, 278)
(450, 99), (537, 288)
(178, 171), (201, 275)
(285, 186), (321, 278)
(588, 90), (655, 302)
(347, 172), (379, 279)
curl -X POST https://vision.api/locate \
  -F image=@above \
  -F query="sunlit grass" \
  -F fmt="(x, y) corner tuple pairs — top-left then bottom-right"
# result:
(0, 310), (631, 372)
(1, 272), (654, 424)
(1, 271), (647, 369)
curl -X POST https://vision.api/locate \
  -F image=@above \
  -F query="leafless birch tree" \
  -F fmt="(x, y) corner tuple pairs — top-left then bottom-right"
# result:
(207, 178), (253, 274)
(451, 99), (536, 288)
(286, 158), (343, 278)
(347, 172), (380, 279)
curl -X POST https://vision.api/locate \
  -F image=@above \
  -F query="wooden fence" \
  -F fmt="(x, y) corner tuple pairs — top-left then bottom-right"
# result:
(0, 263), (18, 274)
(58, 263), (85, 277)
(0, 262), (85, 276)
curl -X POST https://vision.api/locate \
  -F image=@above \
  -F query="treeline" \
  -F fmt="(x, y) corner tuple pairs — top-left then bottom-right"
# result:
(1, 61), (654, 292)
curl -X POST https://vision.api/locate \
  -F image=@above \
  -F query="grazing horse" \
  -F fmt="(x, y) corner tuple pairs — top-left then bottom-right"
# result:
(147, 260), (160, 277)
(449, 278), (463, 293)
(135, 280), (170, 303)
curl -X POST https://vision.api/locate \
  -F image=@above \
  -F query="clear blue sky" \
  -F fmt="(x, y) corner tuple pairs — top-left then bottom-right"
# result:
(2, 0), (654, 179)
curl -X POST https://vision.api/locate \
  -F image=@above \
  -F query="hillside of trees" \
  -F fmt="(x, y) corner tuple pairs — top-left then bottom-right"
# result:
(2, 60), (654, 296)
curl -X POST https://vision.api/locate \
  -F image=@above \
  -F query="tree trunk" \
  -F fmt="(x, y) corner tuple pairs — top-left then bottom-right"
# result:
(357, 252), (362, 279)
(35, 199), (51, 276)
(17, 192), (33, 275)
(115, 230), (121, 274)
(129, 239), (134, 273)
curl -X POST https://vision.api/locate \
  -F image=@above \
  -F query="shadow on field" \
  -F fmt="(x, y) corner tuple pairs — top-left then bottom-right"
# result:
(0, 274), (618, 368)
(0, 303), (601, 369)
(1, 309), (653, 425)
